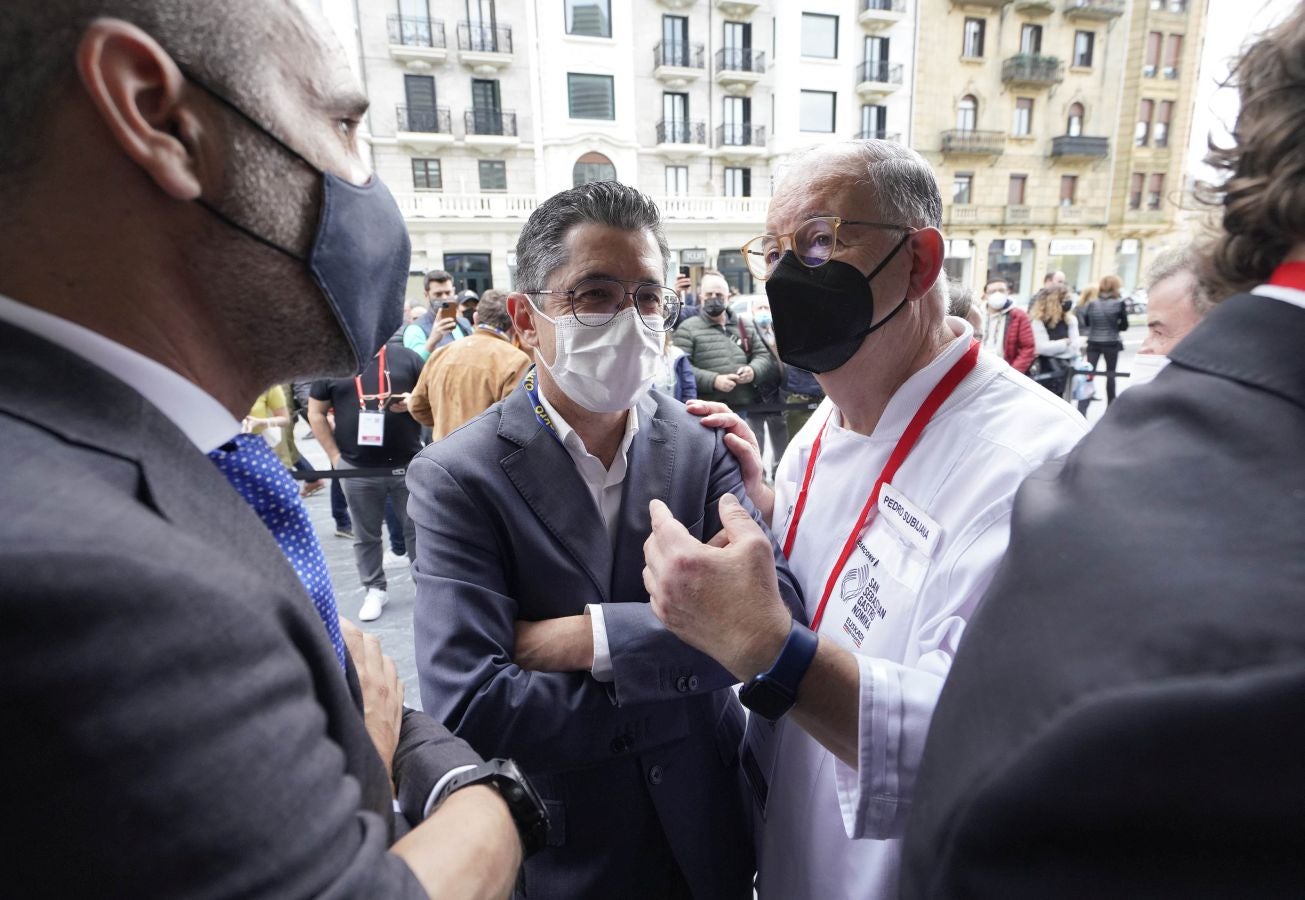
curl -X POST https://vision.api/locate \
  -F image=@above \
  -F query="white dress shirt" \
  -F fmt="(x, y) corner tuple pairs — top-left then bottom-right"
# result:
(535, 385), (641, 683)
(749, 318), (1088, 899)
(0, 293), (239, 450)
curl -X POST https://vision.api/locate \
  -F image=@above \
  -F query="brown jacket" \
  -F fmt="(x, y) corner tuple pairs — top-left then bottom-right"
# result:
(408, 329), (532, 440)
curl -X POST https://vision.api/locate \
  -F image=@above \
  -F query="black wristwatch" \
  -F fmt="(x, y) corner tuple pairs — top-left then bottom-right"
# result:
(434, 759), (550, 857)
(739, 621), (819, 721)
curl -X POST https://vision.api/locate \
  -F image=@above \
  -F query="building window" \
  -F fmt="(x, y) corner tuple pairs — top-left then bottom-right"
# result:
(1073, 31), (1095, 67)
(661, 14), (690, 67)
(724, 167), (751, 197)
(478, 159), (507, 192)
(1008, 174), (1027, 207)
(860, 103), (888, 140)
(799, 90), (836, 133)
(1013, 97), (1034, 137)
(1067, 102), (1084, 136)
(567, 73), (615, 120)
(412, 158), (442, 191)
(721, 96), (753, 145)
(1135, 98), (1154, 146)
(572, 151), (615, 186)
(665, 165), (689, 196)
(953, 173), (973, 205)
(1060, 175), (1078, 207)
(403, 74), (439, 131)
(1020, 24), (1042, 55)
(444, 252), (492, 295)
(801, 13), (838, 59)
(470, 78), (504, 134)
(1163, 34), (1183, 77)
(1129, 173), (1144, 209)
(956, 94), (978, 132)
(1144, 31), (1162, 76)
(565, 0), (611, 38)
(1147, 173), (1165, 210)
(1155, 100), (1173, 148)
(963, 18), (985, 58)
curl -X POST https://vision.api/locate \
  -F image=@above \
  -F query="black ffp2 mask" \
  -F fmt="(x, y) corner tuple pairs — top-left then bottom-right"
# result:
(764, 234), (912, 374)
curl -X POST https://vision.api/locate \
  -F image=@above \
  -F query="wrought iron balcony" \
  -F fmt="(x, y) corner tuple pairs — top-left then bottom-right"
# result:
(857, 59), (904, 86)
(464, 109), (517, 137)
(947, 0), (1010, 8)
(716, 47), (766, 74)
(941, 129), (1005, 155)
(863, 0), (907, 12)
(1001, 54), (1064, 87)
(855, 130), (902, 142)
(1063, 0), (1125, 19)
(396, 105), (452, 134)
(388, 15), (447, 48)
(457, 22), (512, 54)
(716, 124), (766, 147)
(1051, 135), (1109, 158)
(657, 119), (707, 145)
(655, 41), (705, 69)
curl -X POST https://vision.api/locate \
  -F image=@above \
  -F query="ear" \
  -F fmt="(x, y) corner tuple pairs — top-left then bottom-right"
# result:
(507, 293), (540, 351)
(75, 18), (210, 201)
(905, 227), (946, 300)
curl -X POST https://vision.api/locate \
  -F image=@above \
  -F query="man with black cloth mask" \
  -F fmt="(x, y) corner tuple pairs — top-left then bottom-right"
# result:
(640, 140), (1087, 898)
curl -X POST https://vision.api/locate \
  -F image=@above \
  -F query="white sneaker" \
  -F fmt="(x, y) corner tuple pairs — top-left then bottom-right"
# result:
(383, 550), (407, 568)
(359, 588), (388, 622)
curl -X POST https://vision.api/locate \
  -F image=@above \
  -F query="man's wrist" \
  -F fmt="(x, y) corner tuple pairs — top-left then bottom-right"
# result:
(733, 606), (793, 682)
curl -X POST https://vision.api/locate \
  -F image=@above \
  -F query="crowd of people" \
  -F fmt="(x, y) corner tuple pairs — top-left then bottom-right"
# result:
(3, 1), (1303, 898)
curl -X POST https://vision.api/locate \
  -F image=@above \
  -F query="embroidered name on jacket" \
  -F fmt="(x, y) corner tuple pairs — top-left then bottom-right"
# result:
(878, 482), (942, 556)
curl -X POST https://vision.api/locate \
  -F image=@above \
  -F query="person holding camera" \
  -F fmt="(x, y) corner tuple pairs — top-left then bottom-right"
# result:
(308, 331), (426, 621)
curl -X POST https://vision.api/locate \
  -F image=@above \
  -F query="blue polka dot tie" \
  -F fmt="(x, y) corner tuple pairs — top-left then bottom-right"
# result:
(208, 433), (346, 670)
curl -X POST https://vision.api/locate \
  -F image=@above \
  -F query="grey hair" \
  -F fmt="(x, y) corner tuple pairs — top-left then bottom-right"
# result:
(515, 181), (670, 292)
(945, 279), (974, 318)
(0, 1), (280, 190)
(845, 140), (943, 230)
(1146, 245), (1215, 316)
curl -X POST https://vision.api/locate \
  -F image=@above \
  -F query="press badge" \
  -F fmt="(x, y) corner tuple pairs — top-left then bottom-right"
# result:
(357, 410), (386, 446)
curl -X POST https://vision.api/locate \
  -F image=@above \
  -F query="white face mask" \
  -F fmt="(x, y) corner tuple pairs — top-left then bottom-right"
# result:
(987, 292), (1009, 310)
(533, 306), (665, 413)
(1128, 352), (1169, 388)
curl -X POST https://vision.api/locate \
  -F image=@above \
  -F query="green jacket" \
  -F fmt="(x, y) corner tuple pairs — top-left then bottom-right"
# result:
(673, 310), (779, 405)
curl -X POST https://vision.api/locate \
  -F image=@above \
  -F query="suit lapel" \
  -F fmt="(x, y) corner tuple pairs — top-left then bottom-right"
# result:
(497, 388), (615, 603)
(610, 393), (676, 605)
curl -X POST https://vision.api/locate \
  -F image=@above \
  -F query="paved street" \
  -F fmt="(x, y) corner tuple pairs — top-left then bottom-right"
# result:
(297, 435), (428, 710)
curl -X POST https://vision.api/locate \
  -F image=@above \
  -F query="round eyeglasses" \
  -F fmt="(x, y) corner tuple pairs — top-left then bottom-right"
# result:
(525, 278), (682, 332)
(741, 216), (913, 281)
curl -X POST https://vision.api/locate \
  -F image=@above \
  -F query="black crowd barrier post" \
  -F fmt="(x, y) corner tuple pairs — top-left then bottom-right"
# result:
(292, 466), (409, 480)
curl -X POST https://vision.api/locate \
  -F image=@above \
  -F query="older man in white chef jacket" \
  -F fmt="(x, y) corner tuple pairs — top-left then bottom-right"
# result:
(641, 140), (1088, 899)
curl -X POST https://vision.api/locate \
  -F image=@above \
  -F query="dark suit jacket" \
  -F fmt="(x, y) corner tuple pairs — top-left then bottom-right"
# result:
(410, 385), (804, 900)
(902, 293), (1305, 898)
(0, 320), (482, 897)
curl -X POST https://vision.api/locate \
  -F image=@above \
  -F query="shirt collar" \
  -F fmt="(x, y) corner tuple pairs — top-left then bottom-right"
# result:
(0, 293), (240, 452)
(1252, 284), (1305, 311)
(536, 384), (641, 474)
(830, 317), (973, 443)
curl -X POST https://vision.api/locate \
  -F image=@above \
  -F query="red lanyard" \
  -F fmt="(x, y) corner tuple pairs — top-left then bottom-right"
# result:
(354, 346), (389, 410)
(1268, 261), (1305, 291)
(783, 340), (980, 631)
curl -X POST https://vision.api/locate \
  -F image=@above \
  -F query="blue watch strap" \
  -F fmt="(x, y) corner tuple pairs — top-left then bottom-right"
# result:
(755, 620), (819, 701)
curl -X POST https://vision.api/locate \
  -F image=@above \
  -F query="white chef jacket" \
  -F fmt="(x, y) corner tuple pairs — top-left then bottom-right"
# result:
(749, 318), (1088, 899)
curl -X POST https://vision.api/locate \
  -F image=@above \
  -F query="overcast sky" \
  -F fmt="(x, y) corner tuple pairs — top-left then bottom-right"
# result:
(1185, 0), (1297, 183)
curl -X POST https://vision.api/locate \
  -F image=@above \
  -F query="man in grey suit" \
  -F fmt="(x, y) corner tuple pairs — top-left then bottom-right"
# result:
(410, 182), (804, 899)
(0, 1), (530, 896)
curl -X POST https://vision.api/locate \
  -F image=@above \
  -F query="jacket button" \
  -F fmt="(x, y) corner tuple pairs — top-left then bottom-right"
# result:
(610, 737), (627, 754)
(687, 675), (699, 691)
(675, 676), (689, 693)
(647, 765), (663, 786)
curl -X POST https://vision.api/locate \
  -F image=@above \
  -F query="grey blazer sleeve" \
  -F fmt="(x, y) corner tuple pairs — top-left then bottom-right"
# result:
(600, 431), (806, 705)
(410, 456), (667, 772)
(6, 552), (427, 899)
(393, 707), (485, 825)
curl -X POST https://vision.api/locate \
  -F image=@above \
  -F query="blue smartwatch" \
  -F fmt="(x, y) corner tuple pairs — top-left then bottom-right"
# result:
(739, 621), (819, 721)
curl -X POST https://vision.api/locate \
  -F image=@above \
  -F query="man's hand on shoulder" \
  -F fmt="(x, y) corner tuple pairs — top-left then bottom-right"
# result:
(341, 619), (403, 783)
(684, 399), (774, 525)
